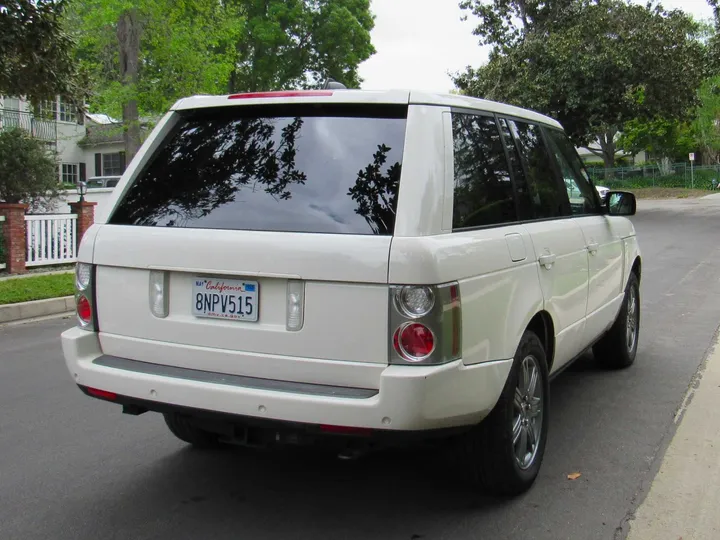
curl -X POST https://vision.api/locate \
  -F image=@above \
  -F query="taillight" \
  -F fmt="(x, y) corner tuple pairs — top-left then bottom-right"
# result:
(394, 286), (435, 318)
(75, 262), (97, 331)
(76, 263), (91, 290)
(389, 283), (462, 365)
(393, 322), (436, 361)
(319, 425), (372, 436)
(87, 387), (117, 400)
(77, 295), (92, 325)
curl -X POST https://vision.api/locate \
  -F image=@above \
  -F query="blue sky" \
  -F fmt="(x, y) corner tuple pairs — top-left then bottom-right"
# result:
(358, 0), (716, 92)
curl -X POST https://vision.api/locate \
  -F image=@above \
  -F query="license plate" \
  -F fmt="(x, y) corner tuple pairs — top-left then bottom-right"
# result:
(192, 277), (259, 322)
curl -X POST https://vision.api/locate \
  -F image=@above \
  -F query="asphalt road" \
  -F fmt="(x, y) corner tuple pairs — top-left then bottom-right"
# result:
(3, 197), (720, 540)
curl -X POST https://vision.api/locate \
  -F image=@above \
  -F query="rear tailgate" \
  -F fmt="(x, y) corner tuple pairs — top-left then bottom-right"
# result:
(92, 100), (408, 376)
(93, 227), (391, 363)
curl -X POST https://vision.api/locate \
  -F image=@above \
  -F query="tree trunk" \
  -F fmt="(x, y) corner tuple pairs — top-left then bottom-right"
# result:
(117, 10), (141, 163)
(598, 127), (618, 180)
(659, 156), (672, 176)
(228, 70), (237, 94)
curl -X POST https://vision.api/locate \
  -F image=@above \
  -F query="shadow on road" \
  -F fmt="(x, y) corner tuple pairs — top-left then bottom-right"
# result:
(43, 353), (641, 540)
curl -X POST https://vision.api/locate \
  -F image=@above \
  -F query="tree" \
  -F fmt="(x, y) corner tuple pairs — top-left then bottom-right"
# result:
(455, 0), (708, 169)
(111, 116), (309, 226)
(0, 128), (59, 206)
(70, 0), (245, 161)
(227, 0), (376, 93)
(458, 0), (583, 49)
(691, 75), (720, 164)
(617, 117), (694, 172)
(348, 144), (401, 234)
(0, 0), (86, 104)
(70, 0), (376, 163)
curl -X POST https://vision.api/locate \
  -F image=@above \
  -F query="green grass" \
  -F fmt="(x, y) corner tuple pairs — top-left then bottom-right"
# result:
(0, 273), (75, 305)
(626, 187), (710, 200)
(591, 169), (720, 191)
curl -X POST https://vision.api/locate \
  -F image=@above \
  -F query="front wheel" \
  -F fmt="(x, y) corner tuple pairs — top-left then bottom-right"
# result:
(458, 330), (549, 496)
(593, 272), (640, 369)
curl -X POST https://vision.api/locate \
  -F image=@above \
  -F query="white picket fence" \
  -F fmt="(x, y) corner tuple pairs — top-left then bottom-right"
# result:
(0, 215), (5, 270)
(25, 214), (78, 267)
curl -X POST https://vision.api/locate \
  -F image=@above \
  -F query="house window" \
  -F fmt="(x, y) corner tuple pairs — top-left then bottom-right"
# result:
(38, 99), (58, 120)
(102, 152), (124, 176)
(58, 98), (77, 123)
(62, 163), (79, 185)
(3, 97), (20, 111)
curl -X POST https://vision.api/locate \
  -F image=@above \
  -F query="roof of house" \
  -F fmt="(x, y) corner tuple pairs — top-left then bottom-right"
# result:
(86, 113), (118, 125)
(78, 123), (124, 146)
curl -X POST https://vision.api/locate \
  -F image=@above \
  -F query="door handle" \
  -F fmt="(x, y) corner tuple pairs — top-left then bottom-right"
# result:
(587, 242), (599, 255)
(538, 253), (556, 270)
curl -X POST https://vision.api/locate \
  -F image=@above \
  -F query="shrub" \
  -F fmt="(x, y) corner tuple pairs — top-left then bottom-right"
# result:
(0, 127), (59, 207)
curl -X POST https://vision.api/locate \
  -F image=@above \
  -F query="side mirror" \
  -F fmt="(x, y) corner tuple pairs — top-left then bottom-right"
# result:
(606, 191), (636, 216)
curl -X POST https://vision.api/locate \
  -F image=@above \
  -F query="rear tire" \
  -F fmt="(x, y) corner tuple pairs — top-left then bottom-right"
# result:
(593, 272), (640, 369)
(459, 330), (549, 496)
(163, 413), (220, 448)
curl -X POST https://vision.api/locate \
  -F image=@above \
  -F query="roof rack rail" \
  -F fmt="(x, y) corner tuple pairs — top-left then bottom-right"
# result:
(322, 78), (347, 90)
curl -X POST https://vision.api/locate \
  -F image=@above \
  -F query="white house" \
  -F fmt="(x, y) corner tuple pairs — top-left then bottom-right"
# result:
(0, 95), (128, 184)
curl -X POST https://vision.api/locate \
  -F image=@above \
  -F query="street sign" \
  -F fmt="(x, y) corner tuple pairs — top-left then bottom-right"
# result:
(690, 153), (696, 188)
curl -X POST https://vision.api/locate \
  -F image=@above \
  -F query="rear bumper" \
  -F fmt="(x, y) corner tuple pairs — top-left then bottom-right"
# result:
(62, 327), (513, 431)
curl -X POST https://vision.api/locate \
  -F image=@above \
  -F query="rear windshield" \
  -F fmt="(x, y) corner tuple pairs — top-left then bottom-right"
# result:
(109, 105), (407, 235)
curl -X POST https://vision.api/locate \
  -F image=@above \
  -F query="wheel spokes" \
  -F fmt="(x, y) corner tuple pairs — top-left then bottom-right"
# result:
(513, 354), (544, 470)
(521, 358), (531, 393)
(529, 396), (541, 418)
(512, 415), (523, 445)
(518, 425), (528, 460)
(527, 365), (539, 398)
(626, 287), (638, 350)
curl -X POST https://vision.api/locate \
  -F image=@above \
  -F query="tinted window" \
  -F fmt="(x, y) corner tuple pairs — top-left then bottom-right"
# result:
(497, 117), (534, 221)
(109, 107), (407, 235)
(451, 113), (516, 229)
(544, 128), (600, 215)
(506, 120), (567, 219)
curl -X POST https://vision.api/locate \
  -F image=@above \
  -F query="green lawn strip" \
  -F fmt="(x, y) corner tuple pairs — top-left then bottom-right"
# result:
(628, 187), (710, 199)
(0, 273), (75, 305)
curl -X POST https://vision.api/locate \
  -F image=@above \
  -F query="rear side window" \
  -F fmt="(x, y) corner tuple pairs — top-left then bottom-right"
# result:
(109, 106), (407, 235)
(505, 119), (567, 220)
(497, 117), (534, 221)
(451, 113), (517, 229)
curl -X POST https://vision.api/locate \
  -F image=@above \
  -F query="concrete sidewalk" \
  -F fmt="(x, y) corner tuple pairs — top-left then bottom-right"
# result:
(0, 296), (74, 324)
(627, 334), (720, 539)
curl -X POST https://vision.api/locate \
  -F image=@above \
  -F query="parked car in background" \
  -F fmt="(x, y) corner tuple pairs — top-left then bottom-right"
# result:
(596, 185), (610, 202)
(86, 176), (121, 189)
(62, 89), (641, 496)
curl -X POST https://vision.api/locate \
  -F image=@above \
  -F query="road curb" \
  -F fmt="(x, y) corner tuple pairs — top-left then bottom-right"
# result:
(0, 296), (74, 324)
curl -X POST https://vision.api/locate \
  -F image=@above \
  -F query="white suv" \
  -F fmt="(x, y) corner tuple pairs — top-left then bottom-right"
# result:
(61, 89), (641, 495)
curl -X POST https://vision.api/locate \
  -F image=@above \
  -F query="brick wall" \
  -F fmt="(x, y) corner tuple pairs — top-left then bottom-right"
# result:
(0, 203), (28, 274)
(68, 201), (97, 245)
